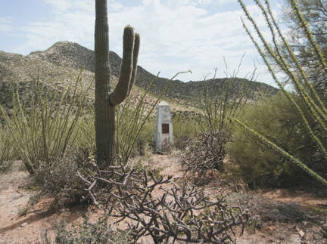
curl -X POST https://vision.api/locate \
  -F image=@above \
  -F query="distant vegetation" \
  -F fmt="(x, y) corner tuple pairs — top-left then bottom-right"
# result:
(0, 40), (277, 112)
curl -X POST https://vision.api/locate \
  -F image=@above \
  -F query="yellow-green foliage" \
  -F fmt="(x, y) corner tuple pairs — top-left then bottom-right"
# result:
(0, 76), (90, 174)
(74, 113), (95, 152)
(75, 96), (158, 162)
(173, 112), (201, 149)
(138, 119), (155, 148)
(0, 125), (16, 171)
(228, 92), (326, 187)
(116, 89), (159, 161)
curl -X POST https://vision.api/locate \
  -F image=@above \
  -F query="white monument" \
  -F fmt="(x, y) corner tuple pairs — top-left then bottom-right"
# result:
(154, 101), (174, 152)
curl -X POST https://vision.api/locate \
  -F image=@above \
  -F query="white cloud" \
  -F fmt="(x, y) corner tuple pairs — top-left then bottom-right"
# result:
(107, 1), (272, 83)
(10, 0), (279, 86)
(13, 0), (93, 54)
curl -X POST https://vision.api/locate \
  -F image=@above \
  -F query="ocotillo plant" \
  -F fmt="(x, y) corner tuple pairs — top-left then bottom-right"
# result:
(95, 0), (140, 166)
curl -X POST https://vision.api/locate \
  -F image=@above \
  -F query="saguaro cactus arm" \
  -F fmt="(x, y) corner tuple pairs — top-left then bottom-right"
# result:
(128, 32), (140, 96)
(109, 26), (140, 105)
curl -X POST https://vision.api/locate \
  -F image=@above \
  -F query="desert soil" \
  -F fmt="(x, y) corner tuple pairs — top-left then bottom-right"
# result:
(0, 155), (327, 244)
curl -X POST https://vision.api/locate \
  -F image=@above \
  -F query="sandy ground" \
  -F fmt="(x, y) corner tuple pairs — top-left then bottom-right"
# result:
(0, 156), (327, 243)
(0, 162), (90, 244)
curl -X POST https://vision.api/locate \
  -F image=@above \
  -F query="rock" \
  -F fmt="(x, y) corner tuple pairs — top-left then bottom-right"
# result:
(21, 222), (27, 227)
(298, 230), (305, 238)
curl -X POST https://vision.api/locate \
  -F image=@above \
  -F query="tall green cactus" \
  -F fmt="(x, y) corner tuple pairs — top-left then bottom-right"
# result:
(95, 0), (140, 166)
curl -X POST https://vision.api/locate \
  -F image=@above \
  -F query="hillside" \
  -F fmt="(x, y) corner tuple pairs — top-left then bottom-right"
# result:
(0, 41), (278, 109)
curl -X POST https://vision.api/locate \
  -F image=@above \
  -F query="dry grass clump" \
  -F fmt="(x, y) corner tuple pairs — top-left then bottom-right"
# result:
(32, 148), (92, 209)
(53, 217), (131, 244)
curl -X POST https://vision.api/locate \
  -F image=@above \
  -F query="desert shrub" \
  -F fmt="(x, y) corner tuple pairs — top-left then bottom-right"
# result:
(33, 148), (91, 209)
(14, 78), (158, 209)
(181, 75), (250, 177)
(33, 147), (145, 210)
(74, 87), (158, 161)
(52, 177), (248, 243)
(115, 89), (159, 161)
(78, 166), (249, 243)
(182, 131), (229, 178)
(74, 113), (96, 153)
(228, 92), (326, 188)
(0, 76), (90, 174)
(226, 192), (308, 224)
(54, 217), (131, 244)
(199, 77), (249, 135)
(235, 0), (327, 187)
(137, 119), (155, 155)
(172, 111), (202, 149)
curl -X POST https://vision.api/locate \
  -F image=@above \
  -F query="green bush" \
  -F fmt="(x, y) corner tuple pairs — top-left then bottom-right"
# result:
(228, 92), (326, 188)
(172, 111), (201, 149)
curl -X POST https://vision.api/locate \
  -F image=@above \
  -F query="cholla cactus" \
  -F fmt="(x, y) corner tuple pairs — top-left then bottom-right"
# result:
(95, 0), (140, 166)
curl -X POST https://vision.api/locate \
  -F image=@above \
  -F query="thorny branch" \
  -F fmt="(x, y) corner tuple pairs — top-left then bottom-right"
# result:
(182, 131), (228, 178)
(77, 162), (248, 243)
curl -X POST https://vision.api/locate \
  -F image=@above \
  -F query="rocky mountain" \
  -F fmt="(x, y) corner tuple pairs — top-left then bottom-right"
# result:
(27, 41), (122, 77)
(0, 41), (278, 108)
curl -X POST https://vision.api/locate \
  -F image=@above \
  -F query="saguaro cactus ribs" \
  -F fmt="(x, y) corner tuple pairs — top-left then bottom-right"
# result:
(95, 0), (140, 166)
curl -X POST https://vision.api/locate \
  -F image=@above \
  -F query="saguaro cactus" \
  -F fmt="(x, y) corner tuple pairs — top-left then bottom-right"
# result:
(95, 0), (140, 166)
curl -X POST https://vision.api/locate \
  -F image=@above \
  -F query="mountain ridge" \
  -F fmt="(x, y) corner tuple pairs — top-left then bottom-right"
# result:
(0, 41), (278, 105)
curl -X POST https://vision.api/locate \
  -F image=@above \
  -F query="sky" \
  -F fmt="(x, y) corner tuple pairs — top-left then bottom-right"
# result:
(0, 0), (285, 86)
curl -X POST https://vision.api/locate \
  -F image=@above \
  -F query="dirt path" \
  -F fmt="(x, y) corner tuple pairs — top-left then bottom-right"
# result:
(0, 166), (35, 243)
(144, 153), (184, 178)
(0, 162), (87, 244)
(0, 155), (184, 244)
(0, 156), (326, 243)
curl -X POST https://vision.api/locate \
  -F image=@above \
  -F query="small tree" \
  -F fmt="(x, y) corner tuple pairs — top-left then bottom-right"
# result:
(94, 0), (140, 167)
